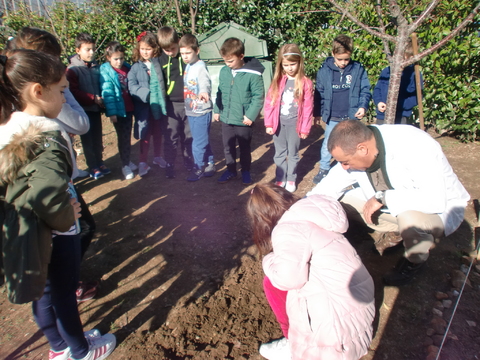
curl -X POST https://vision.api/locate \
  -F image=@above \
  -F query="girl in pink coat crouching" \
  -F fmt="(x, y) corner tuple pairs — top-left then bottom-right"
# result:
(247, 183), (375, 360)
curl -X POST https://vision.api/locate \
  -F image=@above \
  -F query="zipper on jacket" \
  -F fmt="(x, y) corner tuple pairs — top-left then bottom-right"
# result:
(226, 77), (234, 122)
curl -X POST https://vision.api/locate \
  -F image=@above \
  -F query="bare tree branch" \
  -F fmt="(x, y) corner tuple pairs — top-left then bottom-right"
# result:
(326, 0), (396, 42)
(375, 0), (392, 61)
(403, 2), (480, 67)
(173, 0), (183, 27)
(408, 0), (441, 34)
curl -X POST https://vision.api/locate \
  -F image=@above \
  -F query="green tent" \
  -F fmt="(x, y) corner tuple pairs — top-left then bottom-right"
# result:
(198, 21), (273, 106)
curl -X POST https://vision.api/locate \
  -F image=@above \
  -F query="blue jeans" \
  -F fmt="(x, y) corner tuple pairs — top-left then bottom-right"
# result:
(188, 112), (214, 169)
(32, 234), (89, 358)
(320, 120), (340, 171)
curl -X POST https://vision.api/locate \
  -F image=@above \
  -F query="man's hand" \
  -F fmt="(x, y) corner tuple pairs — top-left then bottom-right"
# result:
(243, 115), (252, 126)
(363, 197), (384, 224)
(213, 113), (220, 122)
(266, 127), (274, 135)
(110, 115), (118, 123)
(355, 107), (365, 119)
(300, 133), (308, 139)
(377, 102), (387, 113)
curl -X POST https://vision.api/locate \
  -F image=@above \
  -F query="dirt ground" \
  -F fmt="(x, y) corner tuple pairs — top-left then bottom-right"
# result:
(1, 117), (479, 360)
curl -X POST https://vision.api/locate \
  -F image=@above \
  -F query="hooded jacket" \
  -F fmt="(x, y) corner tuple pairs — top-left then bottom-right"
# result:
(67, 54), (102, 112)
(0, 113), (75, 304)
(100, 61), (132, 118)
(214, 57), (265, 126)
(263, 195), (374, 360)
(373, 65), (423, 122)
(313, 57), (371, 123)
(264, 75), (314, 135)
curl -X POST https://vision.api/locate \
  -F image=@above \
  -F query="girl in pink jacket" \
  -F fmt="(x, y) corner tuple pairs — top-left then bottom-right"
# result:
(264, 44), (314, 193)
(247, 183), (375, 360)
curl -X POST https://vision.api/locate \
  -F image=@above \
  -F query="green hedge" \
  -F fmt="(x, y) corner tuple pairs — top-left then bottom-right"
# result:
(1, 0), (478, 140)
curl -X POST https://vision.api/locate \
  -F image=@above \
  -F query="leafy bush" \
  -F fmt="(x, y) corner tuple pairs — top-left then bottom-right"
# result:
(1, 0), (478, 140)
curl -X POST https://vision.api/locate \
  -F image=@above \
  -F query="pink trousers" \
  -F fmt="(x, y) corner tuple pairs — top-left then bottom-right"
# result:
(263, 276), (289, 338)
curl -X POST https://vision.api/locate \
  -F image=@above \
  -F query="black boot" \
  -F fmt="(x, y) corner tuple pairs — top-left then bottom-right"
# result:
(383, 257), (426, 286)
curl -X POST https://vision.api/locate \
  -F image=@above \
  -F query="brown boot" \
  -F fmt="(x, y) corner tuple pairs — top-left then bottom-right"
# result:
(373, 231), (403, 256)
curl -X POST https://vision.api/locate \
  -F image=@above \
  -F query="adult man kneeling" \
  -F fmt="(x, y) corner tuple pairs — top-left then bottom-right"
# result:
(308, 120), (470, 286)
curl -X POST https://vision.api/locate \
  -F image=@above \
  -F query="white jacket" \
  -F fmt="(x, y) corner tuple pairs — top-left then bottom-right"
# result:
(308, 124), (470, 236)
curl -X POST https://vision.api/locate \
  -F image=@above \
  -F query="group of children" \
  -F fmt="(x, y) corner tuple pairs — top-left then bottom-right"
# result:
(72, 29), (420, 193)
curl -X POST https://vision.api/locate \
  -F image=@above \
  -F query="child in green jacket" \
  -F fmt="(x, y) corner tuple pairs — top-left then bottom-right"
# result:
(213, 37), (265, 185)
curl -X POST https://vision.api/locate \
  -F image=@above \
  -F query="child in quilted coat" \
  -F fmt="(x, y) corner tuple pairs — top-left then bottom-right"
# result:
(247, 183), (375, 360)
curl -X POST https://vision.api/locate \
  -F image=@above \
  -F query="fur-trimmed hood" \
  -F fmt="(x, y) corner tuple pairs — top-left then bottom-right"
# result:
(0, 112), (71, 184)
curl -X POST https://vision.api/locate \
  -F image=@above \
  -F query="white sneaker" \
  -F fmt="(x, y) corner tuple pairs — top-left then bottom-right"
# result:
(138, 162), (150, 177)
(153, 156), (167, 168)
(49, 347), (71, 360)
(285, 181), (296, 193)
(259, 337), (292, 360)
(275, 181), (286, 187)
(48, 331), (102, 360)
(122, 165), (134, 180)
(84, 329), (101, 339)
(70, 333), (116, 360)
(128, 161), (138, 171)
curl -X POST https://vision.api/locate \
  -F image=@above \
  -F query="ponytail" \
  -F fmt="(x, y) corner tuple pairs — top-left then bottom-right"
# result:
(0, 50), (65, 125)
(0, 55), (20, 125)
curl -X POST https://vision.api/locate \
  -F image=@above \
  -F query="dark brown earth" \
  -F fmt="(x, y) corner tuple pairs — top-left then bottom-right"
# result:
(1, 118), (479, 360)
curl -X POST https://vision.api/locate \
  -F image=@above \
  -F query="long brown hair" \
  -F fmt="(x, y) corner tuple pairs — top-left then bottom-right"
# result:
(247, 183), (300, 255)
(269, 43), (306, 106)
(0, 50), (65, 124)
(132, 31), (160, 62)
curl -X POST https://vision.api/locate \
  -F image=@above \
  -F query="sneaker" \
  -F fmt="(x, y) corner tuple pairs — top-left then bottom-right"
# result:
(76, 281), (99, 303)
(77, 169), (90, 178)
(138, 162), (150, 177)
(218, 170), (237, 184)
(99, 165), (111, 175)
(165, 164), (175, 179)
(183, 157), (194, 171)
(49, 330), (102, 359)
(69, 333), (116, 360)
(259, 337), (292, 360)
(128, 162), (138, 171)
(242, 171), (252, 185)
(186, 168), (204, 182)
(204, 162), (216, 177)
(153, 156), (167, 169)
(122, 165), (134, 180)
(84, 329), (102, 339)
(285, 181), (296, 192)
(275, 181), (286, 187)
(90, 169), (104, 180)
(313, 169), (329, 184)
(383, 257), (426, 286)
(50, 348), (71, 360)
